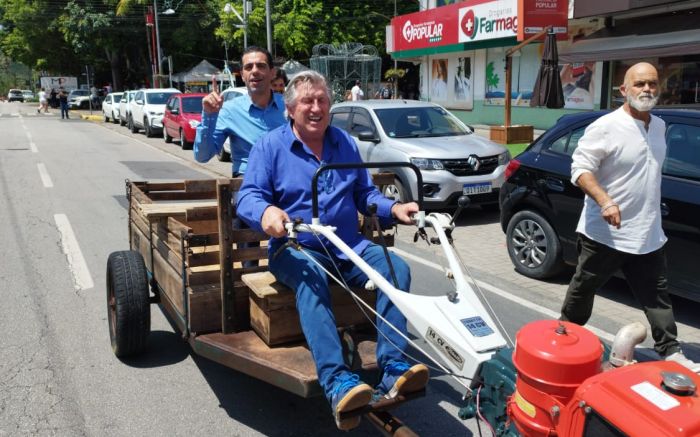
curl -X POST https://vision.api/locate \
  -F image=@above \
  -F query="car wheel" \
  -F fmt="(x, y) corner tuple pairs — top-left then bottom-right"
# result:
(382, 178), (410, 203)
(129, 116), (138, 133)
(217, 146), (231, 162)
(163, 126), (173, 143)
(506, 210), (565, 279)
(104, 112), (110, 122)
(180, 129), (192, 150)
(106, 250), (150, 357)
(144, 118), (153, 137)
(112, 111), (119, 124)
(120, 115), (126, 126)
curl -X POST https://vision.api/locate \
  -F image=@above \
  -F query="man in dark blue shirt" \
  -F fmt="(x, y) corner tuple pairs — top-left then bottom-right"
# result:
(237, 70), (429, 430)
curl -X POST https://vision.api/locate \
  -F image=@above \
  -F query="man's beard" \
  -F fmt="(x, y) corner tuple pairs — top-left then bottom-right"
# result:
(627, 92), (659, 112)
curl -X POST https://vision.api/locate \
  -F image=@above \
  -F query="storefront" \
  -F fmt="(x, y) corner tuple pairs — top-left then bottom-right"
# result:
(390, 0), (585, 129)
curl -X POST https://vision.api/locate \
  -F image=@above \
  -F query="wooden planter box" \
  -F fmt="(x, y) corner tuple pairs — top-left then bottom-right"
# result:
(244, 271), (376, 346)
(489, 125), (534, 144)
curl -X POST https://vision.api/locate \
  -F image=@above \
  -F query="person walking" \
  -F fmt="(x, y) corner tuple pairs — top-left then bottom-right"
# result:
(58, 88), (69, 119)
(350, 80), (364, 101)
(559, 62), (699, 371)
(37, 88), (48, 113)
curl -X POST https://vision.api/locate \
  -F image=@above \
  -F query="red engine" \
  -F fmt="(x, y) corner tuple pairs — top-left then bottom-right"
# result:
(509, 320), (700, 436)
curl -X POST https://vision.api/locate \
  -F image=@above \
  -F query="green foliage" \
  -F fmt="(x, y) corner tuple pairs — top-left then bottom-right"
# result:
(486, 61), (499, 90)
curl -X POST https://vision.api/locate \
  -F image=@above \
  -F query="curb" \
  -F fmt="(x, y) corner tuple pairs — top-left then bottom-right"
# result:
(80, 114), (104, 122)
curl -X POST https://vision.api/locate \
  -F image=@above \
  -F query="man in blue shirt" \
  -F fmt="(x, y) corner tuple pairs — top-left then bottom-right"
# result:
(194, 46), (286, 176)
(237, 70), (429, 430)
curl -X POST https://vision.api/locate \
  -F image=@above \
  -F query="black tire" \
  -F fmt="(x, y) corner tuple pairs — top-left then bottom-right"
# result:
(112, 111), (119, 124)
(106, 251), (151, 357)
(217, 146), (231, 162)
(180, 129), (192, 150)
(163, 126), (173, 143)
(144, 118), (153, 137)
(129, 116), (138, 133)
(120, 115), (126, 126)
(104, 112), (110, 122)
(381, 178), (410, 203)
(505, 210), (565, 279)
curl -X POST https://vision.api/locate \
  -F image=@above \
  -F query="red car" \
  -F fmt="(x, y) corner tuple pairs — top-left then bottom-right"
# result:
(162, 93), (206, 149)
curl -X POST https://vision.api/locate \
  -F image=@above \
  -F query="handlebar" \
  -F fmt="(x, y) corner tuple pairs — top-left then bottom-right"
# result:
(311, 162), (423, 220)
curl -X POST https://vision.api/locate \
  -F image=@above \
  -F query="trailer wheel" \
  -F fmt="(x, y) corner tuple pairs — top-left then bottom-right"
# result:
(106, 250), (151, 357)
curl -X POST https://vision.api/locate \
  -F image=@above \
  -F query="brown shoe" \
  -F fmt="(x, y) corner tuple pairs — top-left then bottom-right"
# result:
(377, 361), (430, 399)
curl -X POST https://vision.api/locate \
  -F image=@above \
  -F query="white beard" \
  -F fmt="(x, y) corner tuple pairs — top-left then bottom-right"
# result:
(627, 92), (659, 112)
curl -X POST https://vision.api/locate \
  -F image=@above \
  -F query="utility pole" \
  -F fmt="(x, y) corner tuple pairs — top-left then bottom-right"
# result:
(265, 0), (272, 53)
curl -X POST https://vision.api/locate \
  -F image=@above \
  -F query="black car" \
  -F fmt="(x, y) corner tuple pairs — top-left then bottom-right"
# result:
(499, 109), (700, 302)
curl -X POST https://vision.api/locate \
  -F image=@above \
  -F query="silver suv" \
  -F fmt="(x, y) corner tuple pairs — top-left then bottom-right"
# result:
(330, 100), (510, 210)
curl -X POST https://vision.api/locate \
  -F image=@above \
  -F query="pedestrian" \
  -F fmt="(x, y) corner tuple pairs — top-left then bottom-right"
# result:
(58, 87), (69, 119)
(375, 82), (393, 99)
(271, 68), (288, 94)
(49, 88), (58, 108)
(236, 70), (429, 430)
(37, 88), (49, 113)
(194, 46), (287, 267)
(350, 80), (364, 101)
(559, 62), (699, 372)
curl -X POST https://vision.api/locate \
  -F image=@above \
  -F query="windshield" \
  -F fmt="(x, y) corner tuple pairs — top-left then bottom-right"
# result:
(181, 97), (203, 114)
(69, 90), (89, 97)
(112, 94), (122, 103)
(374, 106), (470, 138)
(146, 92), (178, 104)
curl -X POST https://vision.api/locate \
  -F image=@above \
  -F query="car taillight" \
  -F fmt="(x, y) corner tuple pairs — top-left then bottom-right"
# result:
(504, 159), (521, 181)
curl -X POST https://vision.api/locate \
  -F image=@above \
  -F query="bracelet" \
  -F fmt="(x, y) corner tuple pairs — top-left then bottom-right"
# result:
(600, 202), (618, 214)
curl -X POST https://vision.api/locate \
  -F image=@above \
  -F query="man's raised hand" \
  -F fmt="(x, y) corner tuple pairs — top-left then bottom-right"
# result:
(202, 74), (224, 113)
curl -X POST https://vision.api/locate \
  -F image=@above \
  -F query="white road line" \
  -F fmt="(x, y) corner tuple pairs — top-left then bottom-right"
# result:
(389, 246), (617, 344)
(25, 131), (32, 142)
(30, 141), (38, 153)
(37, 163), (54, 188)
(54, 214), (95, 291)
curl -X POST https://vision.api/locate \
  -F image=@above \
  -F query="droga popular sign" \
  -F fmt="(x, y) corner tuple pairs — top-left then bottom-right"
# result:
(392, 0), (518, 52)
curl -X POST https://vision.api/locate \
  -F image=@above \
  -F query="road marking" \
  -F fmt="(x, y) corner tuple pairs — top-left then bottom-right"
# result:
(37, 163), (53, 188)
(25, 131), (32, 142)
(389, 246), (616, 344)
(54, 214), (94, 291)
(30, 142), (38, 153)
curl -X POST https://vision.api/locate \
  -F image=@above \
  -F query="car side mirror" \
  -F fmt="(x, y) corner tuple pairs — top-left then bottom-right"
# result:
(466, 125), (475, 133)
(136, 99), (144, 105)
(358, 131), (379, 143)
(171, 108), (179, 115)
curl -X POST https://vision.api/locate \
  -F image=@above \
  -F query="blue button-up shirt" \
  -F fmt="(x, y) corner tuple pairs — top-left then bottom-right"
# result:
(236, 123), (396, 259)
(193, 92), (286, 175)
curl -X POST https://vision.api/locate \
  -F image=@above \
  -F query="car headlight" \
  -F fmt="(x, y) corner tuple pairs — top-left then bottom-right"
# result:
(498, 151), (511, 165)
(410, 158), (444, 170)
(148, 111), (163, 116)
(189, 120), (201, 128)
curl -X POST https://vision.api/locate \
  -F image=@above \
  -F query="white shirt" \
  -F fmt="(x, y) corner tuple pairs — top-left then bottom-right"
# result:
(39, 91), (47, 101)
(571, 107), (667, 254)
(350, 85), (363, 101)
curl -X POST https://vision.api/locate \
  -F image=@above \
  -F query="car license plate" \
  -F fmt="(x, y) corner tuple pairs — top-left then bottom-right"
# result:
(463, 182), (492, 195)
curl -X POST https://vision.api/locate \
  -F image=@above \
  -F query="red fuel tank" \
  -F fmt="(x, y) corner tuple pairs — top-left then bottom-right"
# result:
(509, 320), (603, 437)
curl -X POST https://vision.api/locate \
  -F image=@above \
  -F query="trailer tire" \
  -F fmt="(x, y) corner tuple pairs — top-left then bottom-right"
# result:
(106, 250), (151, 357)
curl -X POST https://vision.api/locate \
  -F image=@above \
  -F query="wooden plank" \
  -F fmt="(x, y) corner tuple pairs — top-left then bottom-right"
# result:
(230, 228), (269, 244)
(188, 286), (221, 333)
(184, 179), (217, 193)
(147, 192), (217, 201)
(186, 206), (218, 221)
(130, 224), (153, 272)
(232, 246), (268, 263)
(138, 201), (217, 219)
(152, 230), (183, 275)
(186, 232), (219, 248)
(187, 249), (220, 268)
(152, 245), (185, 315)
(139, 181), (185, 191)
(218, 179), (237, 333)
(186, 219), (219, 235)
(130, 207), (151, 241)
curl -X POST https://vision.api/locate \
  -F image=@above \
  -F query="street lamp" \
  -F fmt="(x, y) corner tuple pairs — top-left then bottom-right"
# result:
(224, 2), (250, 50)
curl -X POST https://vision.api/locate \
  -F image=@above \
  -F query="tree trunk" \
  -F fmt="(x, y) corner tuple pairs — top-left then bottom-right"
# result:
(105, 48), (122, 91)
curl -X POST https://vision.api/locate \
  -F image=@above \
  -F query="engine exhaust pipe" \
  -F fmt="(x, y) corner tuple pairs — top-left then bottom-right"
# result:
(607, 322), (647, 368)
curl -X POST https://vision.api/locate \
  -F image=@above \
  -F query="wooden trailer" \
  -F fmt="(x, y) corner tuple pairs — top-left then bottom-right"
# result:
(106, 177), (422, 435)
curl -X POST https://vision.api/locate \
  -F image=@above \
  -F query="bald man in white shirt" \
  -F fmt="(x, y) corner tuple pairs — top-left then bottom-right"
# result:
(560, 62), (698, 371)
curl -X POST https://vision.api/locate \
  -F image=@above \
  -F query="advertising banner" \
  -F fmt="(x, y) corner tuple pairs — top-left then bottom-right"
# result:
(40, 76), (78, 91)
(517, 0), (568, 41)
(392, 0), (518, 53)
(430, 55), (475, 110)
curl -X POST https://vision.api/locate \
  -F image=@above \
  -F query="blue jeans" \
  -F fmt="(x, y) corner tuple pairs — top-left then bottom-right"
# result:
(60, 102), (69, 119)
(270, 243), (410, 402)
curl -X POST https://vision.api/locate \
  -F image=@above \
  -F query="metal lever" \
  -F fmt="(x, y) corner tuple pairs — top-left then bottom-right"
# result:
(450, 195), (471, 226)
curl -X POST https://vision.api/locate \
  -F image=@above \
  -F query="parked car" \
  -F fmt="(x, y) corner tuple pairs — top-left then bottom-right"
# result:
(21, 89), (34, 100)
(162, 93), (206, 149)
(218, 86), (249, 162)
(119, 91), (136, 126)
(330, 100), (510, 209)
(68, 89), (91, 109)
(102, 92), (123, 123)
(128, 88), (181, 137)
(7, 89), (24, 102)
(499, 109), (700, 302)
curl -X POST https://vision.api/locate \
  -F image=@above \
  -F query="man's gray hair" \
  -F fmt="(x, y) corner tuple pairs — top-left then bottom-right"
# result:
(283, 70), (332, 106)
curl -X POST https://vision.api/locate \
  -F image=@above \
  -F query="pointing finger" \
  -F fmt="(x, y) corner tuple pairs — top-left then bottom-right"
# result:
(211, 74), (219, 95)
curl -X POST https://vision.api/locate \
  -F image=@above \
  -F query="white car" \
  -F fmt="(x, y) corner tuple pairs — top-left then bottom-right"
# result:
(102, 92), (123, 123)
(119, 91), (136, 126)
(22, 90), (35, 100)
(68, 89), (91, 109)
(129, 88), (181, 137)
(217, 86), (249, 161)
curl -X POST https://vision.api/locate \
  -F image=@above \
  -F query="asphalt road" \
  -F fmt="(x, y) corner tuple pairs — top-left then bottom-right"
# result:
(1, 101), (698, 436)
